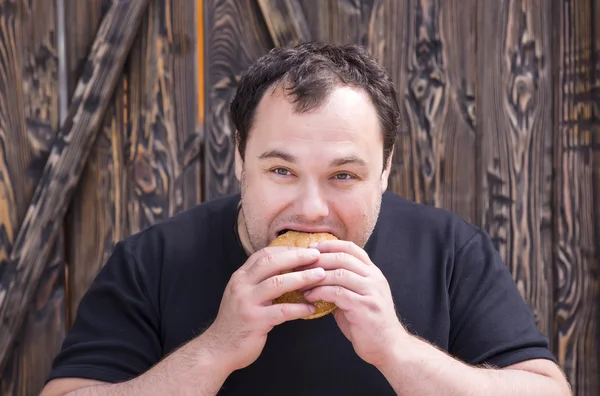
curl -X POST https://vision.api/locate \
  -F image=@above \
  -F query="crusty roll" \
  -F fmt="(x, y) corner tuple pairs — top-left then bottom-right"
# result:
(270, 230), (338, 319)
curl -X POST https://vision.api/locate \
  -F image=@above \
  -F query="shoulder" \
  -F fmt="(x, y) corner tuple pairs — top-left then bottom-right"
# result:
(123, 194), (240, 256)
(378, 191), (481, 253)
(106, 194), (241, 288)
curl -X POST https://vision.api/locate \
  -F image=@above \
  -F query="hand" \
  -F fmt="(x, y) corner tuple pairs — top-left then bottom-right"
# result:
(204, 246), (326, 373)
(302, 240), (408, 367)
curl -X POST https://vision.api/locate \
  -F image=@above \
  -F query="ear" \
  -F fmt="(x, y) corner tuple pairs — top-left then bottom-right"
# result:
(380, 149), (394, 193)
(235, 132), (243, 182)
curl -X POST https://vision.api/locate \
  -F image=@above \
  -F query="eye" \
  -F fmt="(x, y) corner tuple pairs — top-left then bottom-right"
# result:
(272, 168), (292, 176)
(333, 173), (355, 181)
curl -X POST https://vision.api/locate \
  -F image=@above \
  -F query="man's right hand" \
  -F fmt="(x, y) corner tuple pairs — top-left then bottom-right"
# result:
(202, 245), (325, 372)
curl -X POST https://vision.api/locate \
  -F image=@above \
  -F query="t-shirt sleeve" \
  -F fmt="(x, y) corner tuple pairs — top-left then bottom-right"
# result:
(447, 229), (557, 368)
(46, 239), (162, 384)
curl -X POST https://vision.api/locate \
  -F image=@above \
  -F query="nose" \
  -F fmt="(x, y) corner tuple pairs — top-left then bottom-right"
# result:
(297, 184), (329, 220)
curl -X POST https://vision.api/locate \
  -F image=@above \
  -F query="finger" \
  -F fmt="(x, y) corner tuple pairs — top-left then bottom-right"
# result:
(312, 268), (370, 295)
(262, 302), (319, 326)
(309, 240), (372, 265)
(303, 285), (362, 311)
(299, 251), (370, 277)
(240, 245), (305, 270)
(245, 247), (321, 282)
(254, 267), (326, 303)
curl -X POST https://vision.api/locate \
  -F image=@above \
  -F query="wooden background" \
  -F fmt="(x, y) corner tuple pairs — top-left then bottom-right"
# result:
(0, 0), (598, 395)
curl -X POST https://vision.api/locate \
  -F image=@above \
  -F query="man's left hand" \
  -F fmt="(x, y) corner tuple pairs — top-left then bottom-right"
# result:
(302, 240), (408, 367)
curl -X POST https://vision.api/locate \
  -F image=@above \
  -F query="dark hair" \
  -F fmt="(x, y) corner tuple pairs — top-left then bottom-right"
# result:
(230, 42), (400, 168)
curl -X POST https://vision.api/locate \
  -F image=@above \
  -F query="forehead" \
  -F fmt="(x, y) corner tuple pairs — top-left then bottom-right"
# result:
(248, 85), (383, 153)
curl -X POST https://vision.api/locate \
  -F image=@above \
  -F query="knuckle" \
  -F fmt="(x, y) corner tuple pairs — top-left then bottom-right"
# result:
(335, 286), (344, 296)
(270, 274), (285, 289)
(279, 304), (292, 318)
(301, 269), (314, 281)
(240, 308), (255, 322)
(335, 252), (347, 262)
(264, 254), (277, 266)
(228, 276), (245, 294)
(334, 268), (346, 279)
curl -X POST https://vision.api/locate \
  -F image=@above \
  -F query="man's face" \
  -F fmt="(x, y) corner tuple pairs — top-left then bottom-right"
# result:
(235, 84), (392, 252)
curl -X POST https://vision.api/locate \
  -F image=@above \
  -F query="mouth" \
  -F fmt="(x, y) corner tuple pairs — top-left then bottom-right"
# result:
(276, 227), (337, 237)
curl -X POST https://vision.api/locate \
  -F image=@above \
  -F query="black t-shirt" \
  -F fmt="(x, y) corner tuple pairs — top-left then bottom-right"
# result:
(46, 191), (556, 394)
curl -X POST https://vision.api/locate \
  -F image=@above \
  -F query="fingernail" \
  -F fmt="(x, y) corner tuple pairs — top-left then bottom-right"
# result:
(311, 268), (325, 277)
(308, 242), (318, 248)
(307, 248), (320, 257)
(308, 304), (315, 313)
(304, 289), (312, 297)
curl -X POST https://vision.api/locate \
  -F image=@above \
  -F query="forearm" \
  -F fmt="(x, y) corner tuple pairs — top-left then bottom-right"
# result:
(66, 334), (232, 396)
(377, 335), (569, 396)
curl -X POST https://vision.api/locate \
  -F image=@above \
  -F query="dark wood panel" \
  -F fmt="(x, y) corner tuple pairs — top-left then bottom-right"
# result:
(300, 0), (374, 46)
(63, 0), (117, 325)
(366, 0), (477, 225)
(203, 0), (273, 200)
(126, 0), (202, 233)
(63, 0), (112, 100)
(477, 0), (553, 339)
(0, 1), (65, 394)
(258, 0), (311, 47)
(553, 0), (600, 394)
(0, 0), (149, 374)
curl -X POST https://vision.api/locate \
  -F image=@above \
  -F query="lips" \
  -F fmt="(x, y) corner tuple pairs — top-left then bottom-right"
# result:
(276, 227), (337, 238)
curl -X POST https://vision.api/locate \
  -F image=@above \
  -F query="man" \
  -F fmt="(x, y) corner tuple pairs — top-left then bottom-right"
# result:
(42, 42), (571, 395)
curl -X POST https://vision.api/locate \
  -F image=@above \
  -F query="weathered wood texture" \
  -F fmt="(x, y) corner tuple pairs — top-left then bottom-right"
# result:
(477, 0), (554, 339)
(2, 1), (599, 395)
(0, 1), (65, 394)
(299, 0), (375, 46)
(126, 0), (202, 232)
(552, 0), (599, 395)
(62, 0), (115, 323)
(66, 0), (203, 318)
(258, 0), (311, 47)
(203, 0), (272, 199)
(0, 0), (150, 373)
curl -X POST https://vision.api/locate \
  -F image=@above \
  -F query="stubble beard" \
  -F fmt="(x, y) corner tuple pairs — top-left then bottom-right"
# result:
(240, 168), (384, 251)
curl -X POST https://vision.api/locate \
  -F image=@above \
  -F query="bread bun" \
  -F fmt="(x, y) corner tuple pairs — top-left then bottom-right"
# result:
(270, 230), (338, 319)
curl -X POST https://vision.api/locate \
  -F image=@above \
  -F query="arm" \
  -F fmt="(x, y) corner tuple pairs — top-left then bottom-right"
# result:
(41, 332), (232, 396)
(376, 334), (572, 396)
(42, 237), (325, 395)
(303, 232), (571, 396)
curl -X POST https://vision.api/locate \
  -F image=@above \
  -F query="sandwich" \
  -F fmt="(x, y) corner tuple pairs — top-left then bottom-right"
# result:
(270, 230), (338, 319)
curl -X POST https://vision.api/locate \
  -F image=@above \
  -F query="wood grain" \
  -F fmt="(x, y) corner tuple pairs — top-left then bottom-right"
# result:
(553, 0), (599, 394)
(0, 0), (150, 372)
(477, 0), (554, 340)
(300, 0), (373, 46)
(203, 0), (272, 200)
(126, 0), (202, 234)
(258, 0), (311, 47)
(365, 0), (477, 225)
(63, 0), (116, 323)
(0, 1), (65, 394)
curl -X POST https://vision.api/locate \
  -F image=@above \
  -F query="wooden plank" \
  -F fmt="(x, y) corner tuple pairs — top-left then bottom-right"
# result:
(125, 0), (203, 234)
(203, 0), (273, 200)
(552, 0), (599, 394)
(0, 0), (65, 394)
(365, 0), (478, 225)
(258, 0), (311, 47)
(476, 0), (554, 339)
(299, 0), (374, 46)
(0, 0), (150, 372)
(62, 0), (117, 323)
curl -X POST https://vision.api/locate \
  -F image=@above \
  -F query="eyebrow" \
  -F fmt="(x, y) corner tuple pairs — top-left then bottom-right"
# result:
(258, 150), (368, 167)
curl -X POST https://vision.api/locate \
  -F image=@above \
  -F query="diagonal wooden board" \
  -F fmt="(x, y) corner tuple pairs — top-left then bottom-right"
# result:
(0, 0), (150, 372)
(258, 0), (311, 47)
